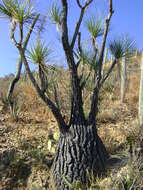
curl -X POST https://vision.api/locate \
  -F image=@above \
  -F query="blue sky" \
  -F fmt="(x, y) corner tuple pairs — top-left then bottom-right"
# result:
(0, 0), (143, 77)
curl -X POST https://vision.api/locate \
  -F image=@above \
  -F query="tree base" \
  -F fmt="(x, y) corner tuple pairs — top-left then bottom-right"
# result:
(51, 124), (109, 190)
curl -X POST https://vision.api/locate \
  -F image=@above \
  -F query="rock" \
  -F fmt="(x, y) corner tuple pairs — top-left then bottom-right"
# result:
(0, 148), (17, 167)
(43, 156), (54, 168)
(106, 155), (127, 169)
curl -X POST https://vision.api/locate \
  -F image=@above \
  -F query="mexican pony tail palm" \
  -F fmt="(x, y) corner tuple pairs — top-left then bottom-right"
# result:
(4, 0), (136, 190)
(0, 0), (35, 105)
(109, 36), (135, 103)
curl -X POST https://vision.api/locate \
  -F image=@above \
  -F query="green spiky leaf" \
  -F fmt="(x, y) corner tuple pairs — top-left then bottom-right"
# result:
(27, 40), (52, 65)
(76, 46), (98, 71)
(85, 16), (104, 40)
(109, 36), (135, 59)
(0, 0), (34, 24)
(50, 4), (61, 25)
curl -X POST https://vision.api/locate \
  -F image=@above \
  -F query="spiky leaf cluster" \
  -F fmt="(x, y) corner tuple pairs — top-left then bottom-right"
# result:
(109, 36), (135, 59)
(0, 0), (34, 24)
(85, 16), (104, 40)
(27, 40), (51, 65)
(50, 4), (61, 25)
(77, 47), (98, 72)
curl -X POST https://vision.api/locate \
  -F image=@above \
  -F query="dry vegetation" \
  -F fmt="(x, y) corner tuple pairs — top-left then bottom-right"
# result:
(0, 55), (143, 190)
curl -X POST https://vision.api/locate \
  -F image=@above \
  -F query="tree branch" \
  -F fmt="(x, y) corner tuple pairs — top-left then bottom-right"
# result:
(88, 0), (114, 124)
(23, 14), (40, 50)
(71, 0), (93, 49)
(81, 66), (92, 89)
(20, 50), (67, 132)
(61, 0), (70, 49)
(71, 8), (85, 49)
(97, 0), (114, 81)
(61, 0), (76, 70)
(10, 21), (19, 48)
(78, 32), (82, 54)
(76, 0), (82, 8)
(53, 83), (60, 111)
(10, 13), (66, 132)
(61, 0), (85, 122)
(99, 59), (116, 87)
(8, 15), (40, 104)
(19, 24), (23, 45)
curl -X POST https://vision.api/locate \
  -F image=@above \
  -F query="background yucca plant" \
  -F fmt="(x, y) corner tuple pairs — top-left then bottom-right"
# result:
(0, 0), (34, 24)
(0, 0), (38, 109)
(109, 36), (135, 60)
(109, 36), (135, 103)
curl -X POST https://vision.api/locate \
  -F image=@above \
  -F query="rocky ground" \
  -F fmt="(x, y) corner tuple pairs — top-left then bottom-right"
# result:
(0, 98), (143, 190)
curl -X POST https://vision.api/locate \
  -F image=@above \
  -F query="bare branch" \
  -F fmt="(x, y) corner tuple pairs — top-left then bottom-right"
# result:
(100, 59), (116, 87)
(71, 8), (85, 49)
(85, 0), (94, 7)
(19, 24), (23, 45)
(81, 67), (92, 89)
(97, 0), (114, 80)
(61, 0), (70, 48)
(20, 49), (67, 132)
(71, 0), (93, 49)
(61, 0), (77, 71)
(10, 12), (67, 132)
(61, 0), (85, 121)
(53, 84), (60, 111)
(10, 21), (19, 48)
(78, 32), (82, 54)
(88, 0), (114, 124)
(76, 32), (82, 68)
(23, 14), (40, 50)
(76, 0), (82, 8)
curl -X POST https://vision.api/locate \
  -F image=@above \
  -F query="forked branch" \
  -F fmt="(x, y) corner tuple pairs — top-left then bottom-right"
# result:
(88, 0), (114, 124)
(23, 14), (40, 49)
(71, 0), (93, 49)
(20, 50), (67, 132)
(10, 13), (67, 132)
(100, 59), (116, 87)
(97, 0), (114, 80)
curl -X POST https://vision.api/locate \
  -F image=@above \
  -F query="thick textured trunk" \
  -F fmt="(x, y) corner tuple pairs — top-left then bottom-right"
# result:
(51, 124), (109, 190)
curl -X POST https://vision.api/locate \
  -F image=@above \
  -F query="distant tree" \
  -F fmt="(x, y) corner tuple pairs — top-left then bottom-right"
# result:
(109, 36), (135, 103)
(0, 0), (38, 106)
(0, 0), (135, 189)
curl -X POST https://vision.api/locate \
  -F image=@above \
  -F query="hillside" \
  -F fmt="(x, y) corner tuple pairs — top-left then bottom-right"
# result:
(0, 55), (143, 190)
